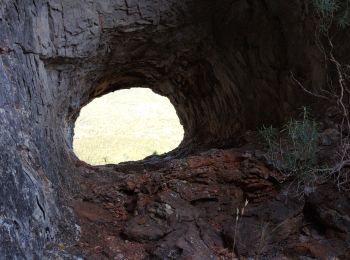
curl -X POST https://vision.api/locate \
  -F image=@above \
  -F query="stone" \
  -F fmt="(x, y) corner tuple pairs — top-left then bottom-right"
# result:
(1, 0), (350, 258)
(74, 149), (350, 259)
(320, 128), (341, 146)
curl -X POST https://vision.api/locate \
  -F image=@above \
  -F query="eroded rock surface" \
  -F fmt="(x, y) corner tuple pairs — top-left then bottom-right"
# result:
(73, 149), (350, 259)
(1, 0), (350, 258)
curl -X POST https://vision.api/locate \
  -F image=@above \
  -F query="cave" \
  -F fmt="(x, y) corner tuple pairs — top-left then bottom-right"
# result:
(1, 0), (349, 259)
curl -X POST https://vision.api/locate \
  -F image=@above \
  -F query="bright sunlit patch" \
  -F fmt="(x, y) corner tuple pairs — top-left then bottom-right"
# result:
(73, 88), (184, 165)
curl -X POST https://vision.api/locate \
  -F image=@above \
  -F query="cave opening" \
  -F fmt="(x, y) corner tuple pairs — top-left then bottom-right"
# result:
(72, 88), (184, 165)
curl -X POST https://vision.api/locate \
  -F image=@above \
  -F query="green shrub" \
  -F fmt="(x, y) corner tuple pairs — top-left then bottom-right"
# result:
(311, 0), (350, 31)
(259, 108), (329, 187)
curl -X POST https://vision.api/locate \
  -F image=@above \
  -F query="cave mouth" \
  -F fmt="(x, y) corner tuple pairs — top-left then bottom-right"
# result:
(73, 88), (184, 165)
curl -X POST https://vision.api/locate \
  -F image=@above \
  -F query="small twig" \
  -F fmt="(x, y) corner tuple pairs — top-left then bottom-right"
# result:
(232, 200), (249, 254)
(290, 35), (350, 190)
(290, 72), (330, 100)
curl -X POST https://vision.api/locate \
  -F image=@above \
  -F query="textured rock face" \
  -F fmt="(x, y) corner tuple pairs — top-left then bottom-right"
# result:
(0, 0), (346, 258)
(74, 149), (350, 259)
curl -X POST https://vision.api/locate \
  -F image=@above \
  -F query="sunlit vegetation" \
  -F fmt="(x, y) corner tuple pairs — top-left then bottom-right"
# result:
(73, 88), (184, 165)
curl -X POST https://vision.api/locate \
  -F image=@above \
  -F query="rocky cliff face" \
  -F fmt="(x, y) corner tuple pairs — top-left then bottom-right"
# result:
(0, 0), (348, 258)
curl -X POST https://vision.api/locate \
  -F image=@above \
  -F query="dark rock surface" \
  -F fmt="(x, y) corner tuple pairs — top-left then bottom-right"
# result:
(73, 149), (350, 259)
(0, 0), (349, 258)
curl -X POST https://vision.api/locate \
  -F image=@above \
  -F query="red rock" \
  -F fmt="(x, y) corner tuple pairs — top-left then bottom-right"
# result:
(73, 148), (350, 259)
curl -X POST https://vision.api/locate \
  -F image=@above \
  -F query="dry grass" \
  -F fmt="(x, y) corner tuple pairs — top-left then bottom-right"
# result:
(73, 88), (184, 165)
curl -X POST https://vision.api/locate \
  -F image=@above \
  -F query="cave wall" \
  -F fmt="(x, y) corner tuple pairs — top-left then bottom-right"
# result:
(0, 0), (334, 257)
(212, 0), (321, 129)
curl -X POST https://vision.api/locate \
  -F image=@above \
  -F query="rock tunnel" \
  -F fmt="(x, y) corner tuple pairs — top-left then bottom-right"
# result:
(1, 0), (349, 259)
